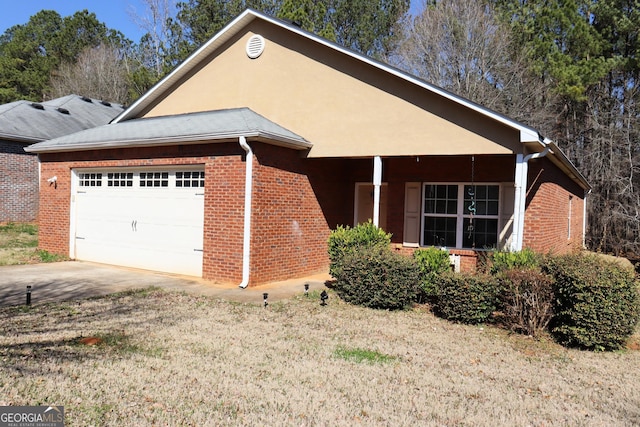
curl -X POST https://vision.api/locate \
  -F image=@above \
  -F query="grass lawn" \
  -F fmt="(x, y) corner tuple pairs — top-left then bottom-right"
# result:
(1, 288), (639, 426)
(0, 223), (66, 265)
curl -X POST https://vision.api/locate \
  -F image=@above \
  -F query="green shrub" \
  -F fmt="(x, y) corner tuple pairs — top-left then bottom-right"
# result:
(543, 254), (640, 351)
(489, 248), (540, 274)
(414, 247), (451, 302)
(433, 273), (499, 324)
(497, 268), (555, 337)
(327, 221), (391, 278)
(334, 246), (420, 310)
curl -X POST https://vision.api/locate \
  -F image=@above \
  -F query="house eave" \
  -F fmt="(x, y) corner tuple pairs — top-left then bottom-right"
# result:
(25, 131), (311, 154)
(0, 132), (42, 144)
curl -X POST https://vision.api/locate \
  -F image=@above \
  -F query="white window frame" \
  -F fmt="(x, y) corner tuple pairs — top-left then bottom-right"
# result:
(421, 182), (501, 249)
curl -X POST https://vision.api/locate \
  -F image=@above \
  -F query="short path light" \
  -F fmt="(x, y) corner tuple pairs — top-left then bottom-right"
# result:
(263, 293), (268, 308)
(26, 286), (32, 306)
(304, 283), (309, 297)
(320, 290), (328, 306)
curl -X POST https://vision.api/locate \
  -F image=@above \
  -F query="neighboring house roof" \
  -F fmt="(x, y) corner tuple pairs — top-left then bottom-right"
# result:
(0, 95), (124, 143)
(25, 108), (310, 153)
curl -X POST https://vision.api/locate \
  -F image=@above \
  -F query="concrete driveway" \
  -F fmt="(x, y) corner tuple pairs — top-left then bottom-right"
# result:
(0, 261), (331, 307)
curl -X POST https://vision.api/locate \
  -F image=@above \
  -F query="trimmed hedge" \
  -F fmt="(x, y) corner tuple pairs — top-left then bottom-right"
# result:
(489, 248), (541, 274)
(328, 221), (391, 278)
(433, 273), (499, 324)
(498, 268), (555, 337)
(414, 247), (451, 302)
(334, 246), (420, 310)
(543, 254), (640, 351)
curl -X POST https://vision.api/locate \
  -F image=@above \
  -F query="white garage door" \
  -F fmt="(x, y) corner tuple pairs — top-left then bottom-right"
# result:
(72, 168), (205, 276)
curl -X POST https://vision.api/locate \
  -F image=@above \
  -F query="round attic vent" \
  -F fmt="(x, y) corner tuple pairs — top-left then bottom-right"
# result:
(246, 35), (265, 59)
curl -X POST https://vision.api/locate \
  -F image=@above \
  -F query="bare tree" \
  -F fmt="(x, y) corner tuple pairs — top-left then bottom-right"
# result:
(49, 43), (129, 104)
(128, 0), (176, 78)
(391, 0), (556, 129)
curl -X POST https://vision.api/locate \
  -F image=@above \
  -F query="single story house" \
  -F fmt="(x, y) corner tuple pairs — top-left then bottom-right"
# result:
(0, 95), (124, 222)
(26, 9), (590, 287)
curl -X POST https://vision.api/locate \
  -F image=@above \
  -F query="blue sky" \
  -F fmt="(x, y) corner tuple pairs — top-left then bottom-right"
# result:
(0, 0), (150, 42)
(1, 1), (423, 43)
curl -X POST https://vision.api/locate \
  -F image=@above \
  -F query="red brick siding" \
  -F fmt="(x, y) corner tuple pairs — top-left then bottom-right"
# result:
(249, 145), (331, 284)
(523, 157), (585, 254)
(385, 155), (515, 246)
(202, 154), (245, 283)
(36, 146), (585, 284)
(37, 143), (344, 286)
(0, 141), (39, 222)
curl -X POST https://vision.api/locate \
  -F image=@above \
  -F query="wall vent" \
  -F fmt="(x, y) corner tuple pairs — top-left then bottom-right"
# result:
(246, 35), (265, 59)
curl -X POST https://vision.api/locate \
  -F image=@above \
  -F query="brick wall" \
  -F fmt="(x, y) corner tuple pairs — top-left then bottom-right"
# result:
(0, 141), (39, 222)
(523, 157), (585, 254)
(385, 155), (516, 246)
(249, 144), (331, 284)
(36, 146), (586, 285)
(37, 143), (353, 286)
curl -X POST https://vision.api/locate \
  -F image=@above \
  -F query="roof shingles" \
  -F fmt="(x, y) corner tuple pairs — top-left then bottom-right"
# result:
(26, 107), (310, 153)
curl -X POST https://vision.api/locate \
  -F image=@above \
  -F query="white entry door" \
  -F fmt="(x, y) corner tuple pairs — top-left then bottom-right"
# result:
(72, 168), (205, 276)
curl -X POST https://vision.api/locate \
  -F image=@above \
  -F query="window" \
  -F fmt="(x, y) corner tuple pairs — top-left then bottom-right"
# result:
(107, 172), (133, 187)
(79, 173), (102, 187)
(422, 183), (499, 249)
(176, 171), (205, 188)
(140, 172), (169, 187)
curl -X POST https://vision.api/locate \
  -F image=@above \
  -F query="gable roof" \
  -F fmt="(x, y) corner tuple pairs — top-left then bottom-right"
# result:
(0, 95), (124, 144)
(114, 9), (542, 145)
(25, 107), (310, 153)
(111, 9), (588, 190)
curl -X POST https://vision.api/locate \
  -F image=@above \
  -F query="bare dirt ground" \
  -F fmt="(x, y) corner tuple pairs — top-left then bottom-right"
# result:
(1, 287), (639, 426)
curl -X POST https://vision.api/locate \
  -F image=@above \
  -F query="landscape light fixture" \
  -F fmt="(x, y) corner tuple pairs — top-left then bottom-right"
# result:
(263, 293), (268, 308)
(304, 283), (309, 296)
(26, 286), (32, 306)
(320, 290), (328, 306)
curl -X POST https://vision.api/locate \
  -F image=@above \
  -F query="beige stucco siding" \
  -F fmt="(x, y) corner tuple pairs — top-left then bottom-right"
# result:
(143, 20), (521, 158)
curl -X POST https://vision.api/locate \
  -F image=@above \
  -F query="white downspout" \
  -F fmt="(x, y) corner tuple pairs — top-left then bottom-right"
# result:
(238, 136), (253, 289)
(511, 143), (551, 251)
(372, 156), (382, 227)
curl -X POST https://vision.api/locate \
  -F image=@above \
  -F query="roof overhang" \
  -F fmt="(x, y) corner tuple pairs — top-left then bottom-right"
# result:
(26, 108), (311, 154)
(525, 139), (591, 191)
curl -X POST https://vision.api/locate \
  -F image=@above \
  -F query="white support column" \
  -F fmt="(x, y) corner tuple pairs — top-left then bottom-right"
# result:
(511, 154), (526, 251)
(512, 148), (550, 252)
(373, 156), (382, 227)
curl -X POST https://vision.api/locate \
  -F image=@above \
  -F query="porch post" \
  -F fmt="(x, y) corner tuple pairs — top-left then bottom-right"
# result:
(373, 156), (382, 227)
(512, 147), (550, 252)
(512, 154), (525, 251)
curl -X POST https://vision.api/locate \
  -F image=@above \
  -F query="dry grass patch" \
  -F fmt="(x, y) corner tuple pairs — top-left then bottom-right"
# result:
(0, 223), (67, 265)
(1, 288), (639, 426)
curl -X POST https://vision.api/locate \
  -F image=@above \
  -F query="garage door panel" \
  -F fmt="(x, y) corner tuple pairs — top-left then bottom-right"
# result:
(73, 169), (205, 277)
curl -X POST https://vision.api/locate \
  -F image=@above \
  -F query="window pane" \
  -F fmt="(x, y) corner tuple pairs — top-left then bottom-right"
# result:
(463, 218), (498, 249)
(464, 185), (499, 216)
(488, 185), (499, 199)
(424, 184), (458, 215)
(488, 201), (499, 216)
(423, 217), (456, 247)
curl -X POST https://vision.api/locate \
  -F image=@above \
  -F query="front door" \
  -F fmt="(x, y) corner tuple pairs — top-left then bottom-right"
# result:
(355, 183), (388, 229)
